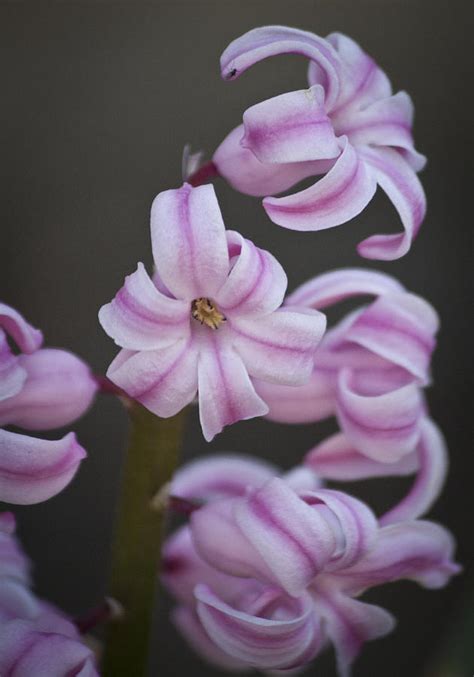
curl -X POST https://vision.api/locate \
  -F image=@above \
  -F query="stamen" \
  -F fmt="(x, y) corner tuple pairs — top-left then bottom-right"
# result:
(191, 298), (226, 330)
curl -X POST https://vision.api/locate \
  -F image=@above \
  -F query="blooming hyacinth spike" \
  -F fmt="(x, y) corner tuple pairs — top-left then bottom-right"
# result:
(213, 26), (426, 260)
(99, 183), (326, 441)
(255, 269), (439, 464)
(0, 302), (96, 505)
(163, 455), (459, 675)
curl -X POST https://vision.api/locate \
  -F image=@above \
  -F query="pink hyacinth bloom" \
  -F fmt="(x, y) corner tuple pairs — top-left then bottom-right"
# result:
(0, 302), (96, 505)
(0, 512), (99, 676)
(213, 26), (426, 260)
(255, 269), (439, 463)
(163, 457), (459, 675)
(99, 183), (326, 441)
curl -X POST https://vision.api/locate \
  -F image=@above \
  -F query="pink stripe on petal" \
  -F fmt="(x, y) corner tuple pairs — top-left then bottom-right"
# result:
(220, 26), (343, 111)
(287, 268), (404, 310)
(230, 307), (326, 386)
(242, 86), (340, 164)
(263, 139), (377, 232)
(99, 263), (190, 350)
(217, 231), (287, 317)
(0, 303), (43, 355)
(197, 330), (268, 441)
(336, 369), (423, 462)
(357, 146), (426, 260)
(151, 183), (229, 301)
(380, 418), (448, 525)
(0, 430), (86, 505)
(305, 432), (419, 481)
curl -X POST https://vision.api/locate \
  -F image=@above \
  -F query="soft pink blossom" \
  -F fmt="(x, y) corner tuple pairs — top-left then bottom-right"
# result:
(213, 27), (426, 260)
(99, 183), (326, 440)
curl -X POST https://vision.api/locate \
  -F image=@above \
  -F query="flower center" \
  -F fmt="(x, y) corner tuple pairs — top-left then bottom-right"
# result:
(191, 298), (226, 330)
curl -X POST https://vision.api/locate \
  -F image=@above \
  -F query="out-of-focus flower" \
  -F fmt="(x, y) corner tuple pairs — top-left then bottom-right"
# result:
(255, 269), (439, 463)
(163, 457), (459, 675)
(0, 303), (97, 505)
(0, 512), (99, 676)
(213, 26), (426, 260)
(99, 182), (326, 441)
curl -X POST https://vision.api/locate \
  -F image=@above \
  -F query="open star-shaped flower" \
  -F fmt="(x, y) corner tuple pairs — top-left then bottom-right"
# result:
(213, 26), (426, 260)
(99, 183), (326, 441)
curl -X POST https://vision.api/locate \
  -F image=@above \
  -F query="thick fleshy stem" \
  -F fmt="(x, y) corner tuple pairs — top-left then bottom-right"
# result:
(187, 160), (219, 186)
(101, 402), (186, 677)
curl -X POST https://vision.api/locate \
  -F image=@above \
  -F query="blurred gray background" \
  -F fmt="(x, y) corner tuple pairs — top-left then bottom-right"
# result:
(0, 1), (472, 675)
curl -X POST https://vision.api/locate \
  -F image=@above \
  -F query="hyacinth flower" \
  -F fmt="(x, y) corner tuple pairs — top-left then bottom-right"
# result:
(213, 26), (426, 260)
(255, 268), (439, 464)
(0, 303), (97, 505)
(0, 512), (99, 676)
(163, 456), (459, 675)
(99, 182), (326, 441)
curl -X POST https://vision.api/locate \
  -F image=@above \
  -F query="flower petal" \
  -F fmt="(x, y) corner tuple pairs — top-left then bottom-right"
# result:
(221, 26), (342, 111)
(314, 584), (395, 677)
(305, 433), (419, 481)
(263, 138), (377, 232)
(197, 329), (268, 441)
(242, 85), (340, 163)
(171, 454), (278, 501)
(0, 331), (27, 402)
(380, 418), (448, 525)
(343, 292), (438, 384)
(217, 231), (287, 317)
(150, 183), (229, 301)
(0, 303), (43, 355)
(0, 430), (86, 505)
(0, 349), (97, 430)
(0, 580), (40, 621)
(287, 268), (404, 309)
(357, 146), (426, 260)
(336, 369), (423, 462)
(213, 125), (330, 197)
(107, 339), (198, 419)
(195, 584), (322, 670)
(98, 263), (190, 350)
(230, 307), (326, 386)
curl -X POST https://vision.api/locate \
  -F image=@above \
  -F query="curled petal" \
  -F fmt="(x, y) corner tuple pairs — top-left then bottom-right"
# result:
(380, 418), (448, 525)
(0, 580), (40, 622)
(0, 430), (86, 505)
(213, 125), (329, 197)
(0, 511), (16, 535)
(336, 369), (423, 462)
(343, 292), (438, 383)
(254, 367), (336, 424)
(217, 231), (287, 317)
(107, 339), (198, 419)
(231, 307), (326, 386)
(287, 268), (404, 310)
(195, 584), (323, 670)
(242, 85), (340, 163)
(150, 183), (229, 301)
(0, 349), (97, 431)
(234, 478), (338, 595)
(171, 454), (278, 501)
(0, 303), (43, 355)
(0, 528), (31, 583)
(0, 331), (27, 402)
(173, 606), (249, 672)
(0, 618), (98, 677)
(305, 432), (418, 481)
(197, 329), (268, 441)
(282, 466), (323, 493)
(314, 584), (395, 677)
(357, 146), (426, 260)
(98, 263), (190, 350)
(263, 139), (377, 232)
(220, 25), (342, 111)
(337, 520), (461, 593)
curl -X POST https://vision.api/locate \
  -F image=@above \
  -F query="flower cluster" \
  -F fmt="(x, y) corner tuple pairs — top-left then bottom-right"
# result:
(0, 512), (99, 675)
(163, 455), (459, 675)
(0, 303), (96, 504)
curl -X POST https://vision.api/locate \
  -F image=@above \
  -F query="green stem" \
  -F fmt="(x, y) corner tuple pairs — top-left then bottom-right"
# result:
(101, 402), (186, 677)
